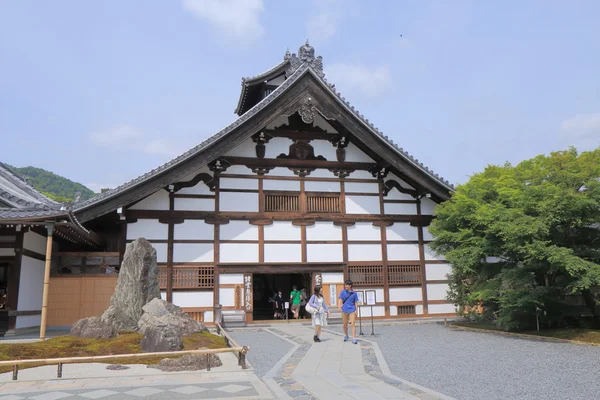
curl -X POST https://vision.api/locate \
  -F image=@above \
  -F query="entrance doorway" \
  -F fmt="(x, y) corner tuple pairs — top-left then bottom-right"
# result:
(252, 273), (312, 321)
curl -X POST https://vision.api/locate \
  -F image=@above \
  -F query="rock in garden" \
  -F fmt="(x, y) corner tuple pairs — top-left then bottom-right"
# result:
(69, 316), (117, 339)
(148, 353), (222, 372)
(106, 364), (130, 370)
(101, 238), (161, 331)
(138, 298), (207, 335)
(140, 325), (183, 353)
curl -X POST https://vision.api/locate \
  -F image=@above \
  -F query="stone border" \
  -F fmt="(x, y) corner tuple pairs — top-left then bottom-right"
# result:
(447, 323), (600, 347)
(323, 328), (457, 400)
(267, 328), (317, 399)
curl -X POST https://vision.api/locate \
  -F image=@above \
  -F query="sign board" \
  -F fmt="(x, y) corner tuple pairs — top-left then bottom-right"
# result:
(365, 290), (376, 306)
(356, 291), (365, 305)
(284, 302), (289, 309)
(329, 285), (337, 306)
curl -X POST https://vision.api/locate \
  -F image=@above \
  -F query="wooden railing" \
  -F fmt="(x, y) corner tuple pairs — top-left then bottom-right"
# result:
(348, 262), (422, 286)
(216, 322), (249, 369)
(158, 265), (215, 289)
(2, 343), (250, 380)
(388, 264), (422, 285)
(53, 252), (120, 275)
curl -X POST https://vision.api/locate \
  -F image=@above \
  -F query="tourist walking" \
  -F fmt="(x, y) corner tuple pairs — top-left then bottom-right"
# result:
(307, 285), (330, 342)
(290, 285), (302, 319)
(338, 279), (359, 344)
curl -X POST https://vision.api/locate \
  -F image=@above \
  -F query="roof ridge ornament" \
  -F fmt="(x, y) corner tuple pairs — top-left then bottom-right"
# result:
(284, 40), (324, 78)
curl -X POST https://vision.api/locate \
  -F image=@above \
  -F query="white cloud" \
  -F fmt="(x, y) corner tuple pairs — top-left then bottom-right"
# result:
(559, 113), (600, 150)
(183, 0), (264, 42)
(306, 0), (343, 43)
(89, 125), (187, 157)
(326, 64), (392, 97)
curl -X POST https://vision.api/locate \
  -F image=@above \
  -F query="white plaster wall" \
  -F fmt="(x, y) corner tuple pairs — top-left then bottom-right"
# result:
(426, 264), (452, 281)
(0, 249), (15, 256)
(345, 196), (380, 214)
(386, 223), (418, 241)
(224, 165), (253, 175)
(306, 222), (342, 241)
(345, 143), (374, 162)
(153, 243), (168, 263)
(220, 178), (258, 190)
(16, 315), (41, 329)
(264, 222), (301, 241)
(129, 190), (170, 210)
(348, 244), (382, 261)
(220, 244), (258, 263)
(173, 243), (214, 263)
(389, 287), (423, 302)
(309, 169), (337, 178)
(385, 203), (417, 215)
(415, 304), (424, 315)
(311, 140), (337, 160)
(204, 311), (214, 323)
(269, 167), (297, 177)
(172, 291), (213, 308)
(424, 245), (445, 261)
(423, 226), (434, 241)
(345, 182), (379, 194)
(220, 221), (258, 241)
(389, 306), (398, 316)
(385, 189), (415, 201)
(174, 198), (215, 211)
(350, 171), (376, 179)
(313, 114), (337, 133)
(306, 244), (343, 262)
(23, 231), (46, 254)
(358, 305), (385, 317)
(347, 222), (381, 241)
(225, 138), (256, 158)
(264, 244), (301, 262)
(174, 220), (214, 240)
(127, 220), (167, 240)
(18, 255), (44, 312)
(219, 192), (258, 212)
(220, 274), (243, 285)
(161, 291), (166, 300)
(304, 180), (340, 192)
(420, 198), (438, 215)
(428, 303), (457, 314)
(322, 272), (344, 284)
(265, 115), (289, 129)
(387, 244), (420, 260)
(387, 173), (415, 190)
(219, 288), (235, 307)
(263, 179), (300, 191)
(264, 137), (294, 159)
(427, 283), (450, 301)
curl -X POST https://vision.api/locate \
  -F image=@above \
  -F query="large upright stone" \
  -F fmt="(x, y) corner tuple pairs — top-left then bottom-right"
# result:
(101, 238), (161, 331)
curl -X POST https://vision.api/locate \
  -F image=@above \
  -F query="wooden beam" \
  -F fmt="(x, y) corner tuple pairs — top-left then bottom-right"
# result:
(221, 156), (376, 171)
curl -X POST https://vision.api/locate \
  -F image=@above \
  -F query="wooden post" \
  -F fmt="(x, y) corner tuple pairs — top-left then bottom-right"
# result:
(12, 365), (18, 380)
(40, 222), (54, 341)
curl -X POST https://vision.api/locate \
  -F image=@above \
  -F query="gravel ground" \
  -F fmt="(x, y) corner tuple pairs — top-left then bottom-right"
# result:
(228, 329), (294, 377)
(368, 324), (600, 400)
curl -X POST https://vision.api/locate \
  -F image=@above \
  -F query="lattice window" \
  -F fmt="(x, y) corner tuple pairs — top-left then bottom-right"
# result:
(306, 193), (341, 213)
(348, 264), (384, 286)
(388, 264), (421, 285)
(264, 193), (300, 212)
(398, 305), (416, 315)
(158, 265), (215, 289)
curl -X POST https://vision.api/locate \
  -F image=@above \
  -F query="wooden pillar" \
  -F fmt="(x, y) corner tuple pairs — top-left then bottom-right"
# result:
(340, 181), (349, 280)
(166, 190), (175, 303)
(378, 178), (390, 316)
(416, 199), (429, 315)
(213, 176), (221, 322)
(40, 222), (54, 341)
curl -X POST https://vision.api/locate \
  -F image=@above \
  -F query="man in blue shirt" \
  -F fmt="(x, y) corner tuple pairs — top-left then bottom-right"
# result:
(338, 279), (359, 344)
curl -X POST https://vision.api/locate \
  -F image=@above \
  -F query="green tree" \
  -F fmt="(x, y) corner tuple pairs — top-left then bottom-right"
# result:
(429, 147), (600, 331)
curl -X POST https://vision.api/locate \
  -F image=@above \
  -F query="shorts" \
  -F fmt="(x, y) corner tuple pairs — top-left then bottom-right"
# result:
(342, 311), (356, 325)
(291, 304), (300, 311)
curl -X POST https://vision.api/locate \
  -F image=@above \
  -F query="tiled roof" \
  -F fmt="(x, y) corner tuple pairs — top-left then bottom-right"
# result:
(0, 207), (67, 221)
(0, 163), (61, 209)
(234, 59), (289, 115)
(75, 42), (454, 216)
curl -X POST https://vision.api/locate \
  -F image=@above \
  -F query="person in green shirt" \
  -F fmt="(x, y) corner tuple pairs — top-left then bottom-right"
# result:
(290, 285), (303, 319)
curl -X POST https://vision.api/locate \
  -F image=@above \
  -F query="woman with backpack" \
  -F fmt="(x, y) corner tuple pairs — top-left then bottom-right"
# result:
(306, 285), (330, 342)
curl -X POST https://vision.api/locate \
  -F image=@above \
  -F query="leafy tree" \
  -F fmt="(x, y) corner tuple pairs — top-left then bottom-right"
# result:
(429, 147), (600, 331)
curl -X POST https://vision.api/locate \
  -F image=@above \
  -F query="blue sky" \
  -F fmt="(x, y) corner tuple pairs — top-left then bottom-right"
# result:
(1, 1), (599, 192)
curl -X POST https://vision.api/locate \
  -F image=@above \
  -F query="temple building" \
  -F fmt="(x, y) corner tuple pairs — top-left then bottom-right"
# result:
(0, 42), (455, 334)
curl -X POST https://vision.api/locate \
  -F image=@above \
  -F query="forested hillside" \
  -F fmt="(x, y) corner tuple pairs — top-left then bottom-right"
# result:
(2, 164), (96, 203)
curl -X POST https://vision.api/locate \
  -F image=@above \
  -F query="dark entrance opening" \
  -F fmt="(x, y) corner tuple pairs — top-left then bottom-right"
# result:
(252, 273), (312, 321)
